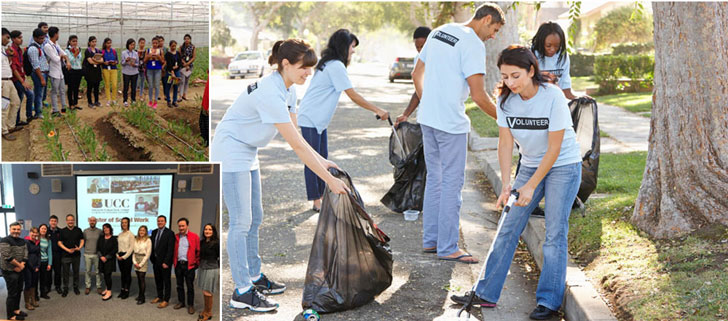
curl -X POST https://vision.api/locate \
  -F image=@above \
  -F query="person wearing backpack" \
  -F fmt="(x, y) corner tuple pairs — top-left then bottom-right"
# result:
(43, 26), (70, 117)
(9, 30), (34, 125)
(101, 38), (118, 106)
(2, 28), (23, 141)
(27, 28), (49, 119)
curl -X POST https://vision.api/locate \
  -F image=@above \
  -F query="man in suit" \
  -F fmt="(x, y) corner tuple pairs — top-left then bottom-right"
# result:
(150, 215), (175, 309)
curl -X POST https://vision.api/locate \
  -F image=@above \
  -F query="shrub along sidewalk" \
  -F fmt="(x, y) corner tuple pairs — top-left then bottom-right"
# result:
(569, 152), (728, 321)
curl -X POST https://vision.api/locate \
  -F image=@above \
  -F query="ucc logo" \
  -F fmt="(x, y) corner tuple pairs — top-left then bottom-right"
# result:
(91, 199), (130, 208)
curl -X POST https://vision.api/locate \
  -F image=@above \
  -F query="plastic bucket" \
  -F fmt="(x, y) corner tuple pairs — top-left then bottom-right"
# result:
(403, 209), (420, 221)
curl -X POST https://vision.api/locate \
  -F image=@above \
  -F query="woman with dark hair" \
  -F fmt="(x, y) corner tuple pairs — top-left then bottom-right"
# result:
(197, 224), (219, 321)
(212, 39), (349, 312)
(136, 37), (147, 101)
(64, 35), (84, 110)
(38, 224), (53, 299)
(297, 29), (389, 212)
(83, 36), (102, 108)
(101, 37), (118, 105)
(164, 40), (182, 107)
(121, 38), (139, 106)
(116, 217), (134, 299)
(530, 22), (579, 100)
(451, 45), (581, 320)
(23, 227), (41, 310)
(179, 34), (196, 102)
(98, 223), (117, 301)
(132, 225), (151, 304)
(144, 36), (163, 109)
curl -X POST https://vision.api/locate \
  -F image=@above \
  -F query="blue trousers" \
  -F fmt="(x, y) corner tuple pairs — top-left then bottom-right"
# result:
(13, 80), (34, 122)
(421, 124), (467, 256)
(301, 126), (328, 201)
(30, 72), (47, 117)
(474, 162), (581, 311)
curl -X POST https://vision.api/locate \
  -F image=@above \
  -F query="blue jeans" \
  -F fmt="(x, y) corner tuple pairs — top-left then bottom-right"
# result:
(164, 70), (180, 103)
(137, 70), (146, 94)
(474, 162), (581, 311)
(421, 124), (467, 256)
(146, 69), (161, 102)
(222, 170), (264, 291)
(30, 72), (47, 116)
(162, 72), (169, 100)
(13, 80), (34, 121)
(301, 127), (328, 201)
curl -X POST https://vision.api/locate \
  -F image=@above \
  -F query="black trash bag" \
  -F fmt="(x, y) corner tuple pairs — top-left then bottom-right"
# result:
(302, 168), (393, 313)
(569, 97), (600, 207)
(380, 121), (427, 213)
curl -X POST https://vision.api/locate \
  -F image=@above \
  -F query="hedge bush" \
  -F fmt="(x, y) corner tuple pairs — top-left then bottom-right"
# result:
(594, 54), (654, 94)
(611, 42), (654, 55)
(570, 53), (597, 77)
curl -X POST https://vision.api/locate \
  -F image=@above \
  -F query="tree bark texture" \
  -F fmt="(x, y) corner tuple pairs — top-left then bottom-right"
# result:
(484, 2), (518, 93)
(632, 2), (728, 238)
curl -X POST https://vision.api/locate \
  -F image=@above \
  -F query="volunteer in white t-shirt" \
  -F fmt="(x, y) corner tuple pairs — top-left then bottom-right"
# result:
(452, 45), (582, 321)
(531, 22), (580, 100)
(411, 3), (504, 264)
(297, 29), (389, 212)
(393, 26), (431, 127)
(211, 39), (349, 313)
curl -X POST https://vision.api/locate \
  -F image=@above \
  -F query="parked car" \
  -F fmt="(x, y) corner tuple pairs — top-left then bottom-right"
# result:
(228, 51), (266, 79)
(389, 57), (415, 82)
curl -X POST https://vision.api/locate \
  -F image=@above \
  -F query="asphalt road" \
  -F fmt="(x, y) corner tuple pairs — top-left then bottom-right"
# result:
(211, 62), (541, 321)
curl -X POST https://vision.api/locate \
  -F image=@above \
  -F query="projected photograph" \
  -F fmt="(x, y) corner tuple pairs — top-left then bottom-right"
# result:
(86, 177), (109, 193)
(111, 176), (161, 193)
(134, 194), (159, 216)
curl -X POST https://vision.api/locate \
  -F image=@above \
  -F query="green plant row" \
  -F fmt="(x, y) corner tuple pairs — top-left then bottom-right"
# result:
(63, 110), (110, 161)
(120, 101), (207, 161)
(39, 108), (68, 161)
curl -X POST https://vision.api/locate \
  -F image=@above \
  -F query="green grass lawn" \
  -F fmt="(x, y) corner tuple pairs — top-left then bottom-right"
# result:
(569, 152), (728, 321)
(571, 76), (597, 92)
(465, 99), (499, 137)
(595, 92), (652, 115)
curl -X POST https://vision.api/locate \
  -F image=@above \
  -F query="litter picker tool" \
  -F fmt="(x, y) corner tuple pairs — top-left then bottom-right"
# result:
(376, 115), (405, 155)
(457, 189), (520, 320)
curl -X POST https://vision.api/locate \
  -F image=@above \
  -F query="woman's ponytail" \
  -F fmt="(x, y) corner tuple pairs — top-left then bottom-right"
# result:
(268, 40), (284, 66)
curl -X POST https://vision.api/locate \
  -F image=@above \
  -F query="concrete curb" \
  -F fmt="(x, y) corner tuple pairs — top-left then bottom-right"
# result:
(467, 129), (617, 321)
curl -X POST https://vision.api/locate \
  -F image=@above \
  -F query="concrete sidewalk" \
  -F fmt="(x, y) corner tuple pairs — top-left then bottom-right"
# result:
(597, 102), (650, 153)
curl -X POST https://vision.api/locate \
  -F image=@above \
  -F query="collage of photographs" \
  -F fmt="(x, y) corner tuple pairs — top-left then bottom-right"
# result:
(1, 1), (727, 321)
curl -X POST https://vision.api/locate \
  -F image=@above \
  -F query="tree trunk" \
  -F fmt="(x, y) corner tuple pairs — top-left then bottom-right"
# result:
(631, 2), (728, 239)
(250, 27), (261, 51)
(484, 2), (518, 92)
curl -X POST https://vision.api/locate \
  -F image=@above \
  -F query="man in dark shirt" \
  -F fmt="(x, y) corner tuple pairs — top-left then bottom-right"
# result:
(1, 222), (28, 320)
(48, 215), (62, 294)
(58, 214), (84, 296)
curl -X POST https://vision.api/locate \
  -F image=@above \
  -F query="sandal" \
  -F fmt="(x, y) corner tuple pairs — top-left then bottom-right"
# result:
(439, 252), (479, 264)
(423, 247), (437, 253)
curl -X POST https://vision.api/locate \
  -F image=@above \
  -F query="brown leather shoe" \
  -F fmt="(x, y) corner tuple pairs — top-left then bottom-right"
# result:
(188, 306), (195, 315)
(97, 288), (104, 295)
(2, 133), (16, 141)
(157, 301), (168, 309)
(8, 126), (24, 133)
(150, 297), (161, 304)
(85, 288), (90, 295)
(173, 303), (185, 310)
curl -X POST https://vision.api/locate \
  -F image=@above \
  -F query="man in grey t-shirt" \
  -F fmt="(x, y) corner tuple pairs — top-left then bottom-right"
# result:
(83, 216), (103, 295)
